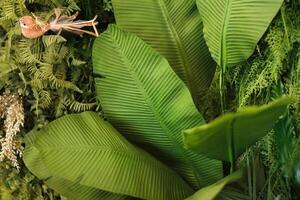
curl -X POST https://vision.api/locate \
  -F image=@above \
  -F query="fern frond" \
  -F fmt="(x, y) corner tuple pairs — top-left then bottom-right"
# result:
(16, 39), (41, 65)
(42, 35), (67, 48)
(61, 0), (81, 15)
(37, 89), (52, 109)
(259, 115), (296, 199)
(37, 64), (53, 79)
(42, 45), (69, 65)
(235, 13), (299, 107)
(15, 0), (28, 17)
(48, 74), (82, 93)
(54, 91), (66, 118)
(68, 56), (86, 66)
(23, 62), (39, 76)
(265, 27), (290, 81)
(260, 131), (276, 168)
(2, 26), (21, 61)
(27, 79), (45, 90)
(103, 0), (113, 12)
(0, 0), (97, 184)
(0, 0), (18, 21)
(64, 96), (96, 112)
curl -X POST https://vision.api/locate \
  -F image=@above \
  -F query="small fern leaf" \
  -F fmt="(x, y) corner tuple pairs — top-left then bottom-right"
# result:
(42, 35), (67, 48)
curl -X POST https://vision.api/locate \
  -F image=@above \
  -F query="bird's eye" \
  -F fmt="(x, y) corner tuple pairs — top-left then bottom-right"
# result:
(20, 21), (28, 28)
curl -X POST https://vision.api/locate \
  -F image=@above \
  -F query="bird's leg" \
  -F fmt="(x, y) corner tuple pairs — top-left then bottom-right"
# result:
(63, 15), (99, 36)
(56, 28), (63, 36)
(58, 15), (99, 37)
(61, 25), (98, 37)
(91, 16), (99, 37)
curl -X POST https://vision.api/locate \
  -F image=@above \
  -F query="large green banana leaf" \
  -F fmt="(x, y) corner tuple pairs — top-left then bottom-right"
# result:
(93, 25), (223, 189)
(183, 97), (294, 161)
(196, 0), (283, 69)
(23, 112), (194, 200)
(24, 133), (126, 200)
(185, 170), (243, 200)
(112, 0), (216, 102)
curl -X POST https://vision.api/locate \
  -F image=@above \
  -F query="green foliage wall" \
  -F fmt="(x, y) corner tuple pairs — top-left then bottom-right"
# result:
(0, 0), (114, 199)
(226, 2), (300, 198)
(0, 0), (98, 120)
(0, 0), (299, 199)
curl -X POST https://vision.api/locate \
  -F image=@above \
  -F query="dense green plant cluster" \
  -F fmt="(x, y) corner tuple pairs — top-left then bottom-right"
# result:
(230, 4), (300, 107)
(0, 0), (97, 122)
(0, 160), (60, 200)
(21, 0), (299, 200)
(0, 0), (114, 199)
(0, 0), (299, 200)
(225, 2), (300, 199)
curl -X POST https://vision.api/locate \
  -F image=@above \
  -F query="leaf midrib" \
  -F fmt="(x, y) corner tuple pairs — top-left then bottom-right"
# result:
(158, 0), (194, 92)
(220, 0), (232, 69)
(34, 145), (169, 167)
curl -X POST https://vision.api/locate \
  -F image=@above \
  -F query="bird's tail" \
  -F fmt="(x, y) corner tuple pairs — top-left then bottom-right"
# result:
(50, 13), (99, 37)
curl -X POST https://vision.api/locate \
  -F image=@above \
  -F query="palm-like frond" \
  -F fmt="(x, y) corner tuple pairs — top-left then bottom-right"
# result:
(64, 95), (97, 112)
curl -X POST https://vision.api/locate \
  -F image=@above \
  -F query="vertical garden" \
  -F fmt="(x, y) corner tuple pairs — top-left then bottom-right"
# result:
(0, 0), (299, 199)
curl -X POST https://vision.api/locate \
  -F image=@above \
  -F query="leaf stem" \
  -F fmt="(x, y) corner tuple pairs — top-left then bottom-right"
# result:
(228, 117), (236, 174)
(220, 65), (236, 173)
(252, 149), (256, 200)
(219, 67), (225, 114)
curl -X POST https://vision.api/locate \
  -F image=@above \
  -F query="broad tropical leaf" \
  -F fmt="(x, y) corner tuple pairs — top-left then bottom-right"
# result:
(23, 112), (194, 200)
(186, 170), (243, 200)
(24, 134), (125, 200)
(93, 25), (223, 189)
(197, 0), (283, 69)
(112, 0), (216, 101)
(183, 97), (294, 161)
(45, 176), (126, 200)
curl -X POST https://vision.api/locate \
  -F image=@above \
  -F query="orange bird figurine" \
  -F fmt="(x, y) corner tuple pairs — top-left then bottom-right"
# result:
(19, 9), (99, 39)
(19, 16), (50, 39)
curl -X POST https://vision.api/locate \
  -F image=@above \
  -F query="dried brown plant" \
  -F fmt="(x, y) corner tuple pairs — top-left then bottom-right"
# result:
(0, 93), (24, 169)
